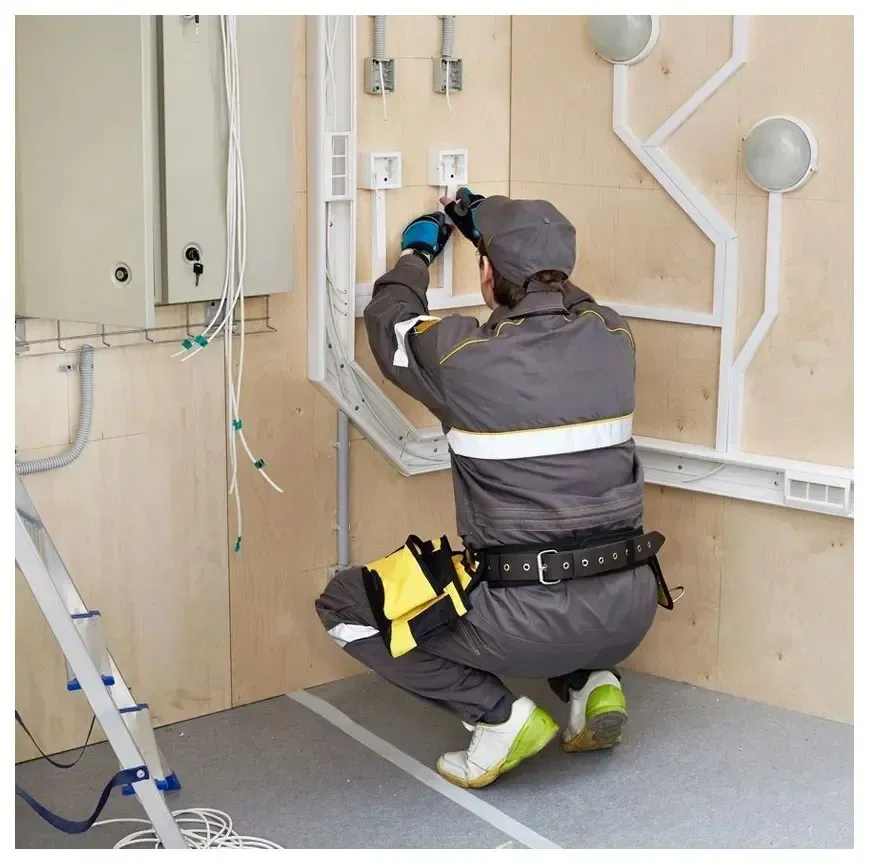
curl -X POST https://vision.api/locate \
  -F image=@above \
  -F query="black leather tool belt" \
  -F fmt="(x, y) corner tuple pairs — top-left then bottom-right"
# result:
(477, 529), (665, 588)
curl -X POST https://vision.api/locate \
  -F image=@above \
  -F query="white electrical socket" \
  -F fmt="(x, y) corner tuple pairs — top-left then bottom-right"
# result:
(359, 151), (402, 190)
(428, 148), (468, 188)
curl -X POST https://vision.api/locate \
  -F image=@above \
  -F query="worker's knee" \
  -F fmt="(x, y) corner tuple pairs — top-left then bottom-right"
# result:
(314, 565), (376, 632)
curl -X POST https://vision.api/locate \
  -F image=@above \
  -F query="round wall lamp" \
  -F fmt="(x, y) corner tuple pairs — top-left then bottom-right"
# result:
(743, 116), (819, 193)
(588, 16), (660, 65)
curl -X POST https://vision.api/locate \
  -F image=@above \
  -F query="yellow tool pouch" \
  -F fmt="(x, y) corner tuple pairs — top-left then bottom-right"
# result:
(361, 535), (475, 658)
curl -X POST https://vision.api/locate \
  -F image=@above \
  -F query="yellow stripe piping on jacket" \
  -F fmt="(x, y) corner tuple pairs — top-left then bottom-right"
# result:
(438, 318), (525, 365)
(579, 309), (635, 349)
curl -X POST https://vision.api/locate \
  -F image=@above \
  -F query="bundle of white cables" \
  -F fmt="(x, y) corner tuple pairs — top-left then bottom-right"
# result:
(96, 808), (282, 849)
(173, 15), (282, 553)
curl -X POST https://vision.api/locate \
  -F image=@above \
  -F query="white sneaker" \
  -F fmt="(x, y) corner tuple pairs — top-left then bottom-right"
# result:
(562, 670), (628, 752)
(436, 696), (559, 789)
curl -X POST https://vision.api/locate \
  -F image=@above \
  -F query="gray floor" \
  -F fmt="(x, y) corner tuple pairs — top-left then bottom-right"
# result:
(15, 670), (853, 849)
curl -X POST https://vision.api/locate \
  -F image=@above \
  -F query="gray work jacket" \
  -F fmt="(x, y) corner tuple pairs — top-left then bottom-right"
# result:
(364, 253), (644, 551)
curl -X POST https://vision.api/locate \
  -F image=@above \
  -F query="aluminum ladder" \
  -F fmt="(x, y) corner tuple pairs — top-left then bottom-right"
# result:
(14, 475), (187, 849)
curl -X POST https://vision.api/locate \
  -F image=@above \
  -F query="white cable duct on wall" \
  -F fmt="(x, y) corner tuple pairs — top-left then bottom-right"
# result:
(307, 15), (853, 517)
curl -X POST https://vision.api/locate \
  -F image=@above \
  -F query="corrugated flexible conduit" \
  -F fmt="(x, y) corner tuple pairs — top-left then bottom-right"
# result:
(372, 15), (387, 61)
(440, 15), (456, 112)
(440, 15), (455, 58)
(372, 15), (388, 120)
(16, 344), (94, 475)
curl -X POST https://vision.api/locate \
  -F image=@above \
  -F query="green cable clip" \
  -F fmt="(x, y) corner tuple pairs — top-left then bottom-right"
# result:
(194, 334), (209, 347)
(254, 458), (265, 470)
(181, 338), (193, 351)
(233, 536), (242, 553)
(233, 419), (243, 431)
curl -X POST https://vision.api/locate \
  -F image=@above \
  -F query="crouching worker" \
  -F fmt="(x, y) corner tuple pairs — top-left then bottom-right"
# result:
(316, 190), (678, 789)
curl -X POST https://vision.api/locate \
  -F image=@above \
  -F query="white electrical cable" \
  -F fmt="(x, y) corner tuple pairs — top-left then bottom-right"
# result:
(679, 462), (727, 484)
(95, 808), (282, 849)
(174, 15), (283, 554)
(378, 61), (388, 121)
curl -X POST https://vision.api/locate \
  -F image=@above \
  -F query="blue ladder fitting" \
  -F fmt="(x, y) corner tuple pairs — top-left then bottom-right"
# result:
(122, 772), (181, 797)
(67, 674), (115, 691)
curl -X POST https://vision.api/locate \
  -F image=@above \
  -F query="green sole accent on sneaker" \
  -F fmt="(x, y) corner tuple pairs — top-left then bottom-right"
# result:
(585, 684), (627, 722)
(502, 707), (559, 773)
(436, 707), (560, 790)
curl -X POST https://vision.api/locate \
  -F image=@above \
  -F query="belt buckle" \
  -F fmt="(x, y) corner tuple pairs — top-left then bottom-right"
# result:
(537, 549), (561, 585)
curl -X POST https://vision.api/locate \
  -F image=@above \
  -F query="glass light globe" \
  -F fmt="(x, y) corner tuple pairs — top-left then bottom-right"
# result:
(588, 16), (658, 64)
(744, 116), (818, 193)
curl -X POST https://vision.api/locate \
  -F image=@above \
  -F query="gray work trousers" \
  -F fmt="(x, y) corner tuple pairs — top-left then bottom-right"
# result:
(315, 563), (658, 724)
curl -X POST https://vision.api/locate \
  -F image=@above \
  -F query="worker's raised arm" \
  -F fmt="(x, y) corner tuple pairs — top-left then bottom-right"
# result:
(364, 213), (479, 422)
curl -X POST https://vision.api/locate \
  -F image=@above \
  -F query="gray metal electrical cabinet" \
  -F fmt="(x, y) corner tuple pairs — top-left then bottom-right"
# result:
(15, 15), (295, 328)
(15, 15), (162, 327)
(160, 16), (295, 305)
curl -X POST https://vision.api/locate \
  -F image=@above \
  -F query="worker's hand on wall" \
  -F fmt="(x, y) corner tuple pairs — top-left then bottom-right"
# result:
(441, 187), (485, 243)
(400, 212), (454, 265)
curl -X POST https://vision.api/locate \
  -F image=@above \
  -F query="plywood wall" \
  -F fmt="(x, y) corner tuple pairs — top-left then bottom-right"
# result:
(351, 15), (855, 722)
(15, 315), (232, 760)
(13, 16), (360, 760)
(509, 15), (853, 721)
(15, 16), (853, 764)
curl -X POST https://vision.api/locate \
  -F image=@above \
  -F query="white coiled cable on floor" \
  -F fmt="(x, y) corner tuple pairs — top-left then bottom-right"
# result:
(96, 808), (282, 849)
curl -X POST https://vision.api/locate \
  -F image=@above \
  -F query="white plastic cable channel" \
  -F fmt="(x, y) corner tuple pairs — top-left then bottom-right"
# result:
(611, 16), (748, 450)
(372, 189), (387, 281)
(358, 175), (485, 316)
(727, 191), (782, 452)
(307, 15), (853, 516)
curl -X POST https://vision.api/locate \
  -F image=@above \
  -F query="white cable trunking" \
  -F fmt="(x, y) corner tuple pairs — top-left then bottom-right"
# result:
(307, 15), (852, 518)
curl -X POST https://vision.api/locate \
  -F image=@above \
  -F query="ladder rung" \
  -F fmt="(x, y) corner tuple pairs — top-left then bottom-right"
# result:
(119, 704), (178, 793)
(64, 611), (113, 690)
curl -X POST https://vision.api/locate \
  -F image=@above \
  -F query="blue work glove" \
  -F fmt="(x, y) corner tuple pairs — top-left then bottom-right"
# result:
(400, 212), (453, 265)
(444, 187), (485, 243)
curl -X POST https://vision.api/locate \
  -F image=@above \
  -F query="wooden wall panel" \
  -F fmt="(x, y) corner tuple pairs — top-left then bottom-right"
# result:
(511, 181), (719, 313)
(356, 16), (511, 189)
(15, 16), (312, 757)
(15, 354), (70, 450)
(715, 502), (853, 723)
(631, 320), (720, 446)
(510, 17), (653, 190)
(639, 16), (740, 200)
(15, 345), (230, 761)
(16, 16), (854, 758)
(741, 197), (853, 465)
(624, 489), (854, 724)
(612, 187), (718, 313)
(349, 437), (458, 566)
(622, 487), (725, 687)
(511, 15), (852, 724)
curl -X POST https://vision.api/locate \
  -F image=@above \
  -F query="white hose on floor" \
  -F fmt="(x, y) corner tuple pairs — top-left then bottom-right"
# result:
(16, 344), (94, 475)
(95, 808), (282, 849)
